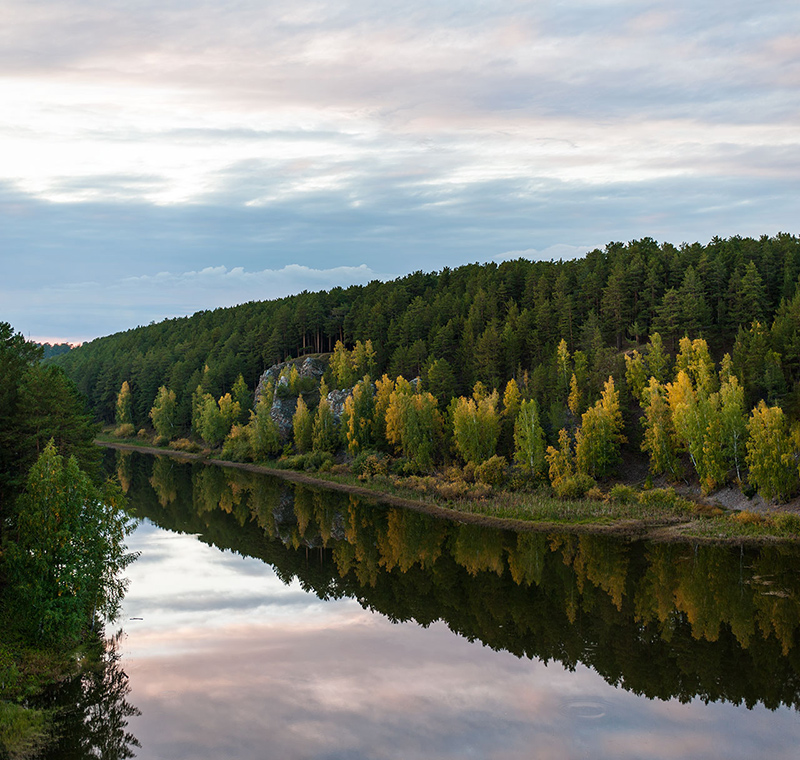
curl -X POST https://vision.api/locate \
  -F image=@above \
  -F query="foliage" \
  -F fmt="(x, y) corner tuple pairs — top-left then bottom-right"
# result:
(115, 381), (133, 427)
(149, 385), (177, 440)
(385, 383), (443, 470)
(5, 441), (137, 644)
(745, 402), (798, 501)
(312, 394), (339, 453)
(575, 376), (626, 478)
(344, 376), (376, 455)
(292, 397), (313, 453)
(451, 388), (501, 464)
(640, 377), (679, 478)
(546, 428), (595, 498)
(513, 399), (546, 478)
(475, 455), (509, 488)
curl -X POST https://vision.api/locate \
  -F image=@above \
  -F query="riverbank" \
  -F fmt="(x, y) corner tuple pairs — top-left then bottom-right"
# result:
(98, 440), (800, 545)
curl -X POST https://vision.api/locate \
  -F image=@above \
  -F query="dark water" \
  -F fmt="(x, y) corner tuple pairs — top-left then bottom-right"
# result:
(47, 450), (800, 758)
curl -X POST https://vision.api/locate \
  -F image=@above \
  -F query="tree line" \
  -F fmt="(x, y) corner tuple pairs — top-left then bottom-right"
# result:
(65, 233), (798, 501)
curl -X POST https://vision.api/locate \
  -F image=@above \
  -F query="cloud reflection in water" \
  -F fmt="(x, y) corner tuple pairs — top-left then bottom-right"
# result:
(119, 519), (800, 759)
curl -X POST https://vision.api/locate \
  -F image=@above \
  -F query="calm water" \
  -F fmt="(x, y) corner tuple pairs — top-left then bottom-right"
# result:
(43, 450), (800, 758)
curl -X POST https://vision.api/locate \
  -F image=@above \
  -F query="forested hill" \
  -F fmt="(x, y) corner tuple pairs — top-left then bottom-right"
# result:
(53, 234), (800, 430)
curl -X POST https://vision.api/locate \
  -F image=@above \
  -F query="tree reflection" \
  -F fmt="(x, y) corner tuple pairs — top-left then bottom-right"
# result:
(114, 450), (800, 711)
(32, 632), (140, 759)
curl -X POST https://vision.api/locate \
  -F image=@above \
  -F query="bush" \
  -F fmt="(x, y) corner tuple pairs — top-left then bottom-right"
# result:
(586, 486), (605, 501)
(608, 483), (637, 504)
(475, 455), (508, 488)
(637, 487), (693, 513)
(771, 512), (800, 534)
(137, 428), (148, 440)
(153, 435), (169, 447)
(221, 424), (253, 462)
(171, 438), (202, 453)
(351, 451), (389, 480)
(553, 473), (595, 499)
(113, 423), (135, 438)
(733, 510), (763, 525)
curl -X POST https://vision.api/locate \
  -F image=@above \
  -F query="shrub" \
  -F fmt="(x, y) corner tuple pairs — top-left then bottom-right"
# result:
(771, 512), (800, 534)
(153, 435), (168, 447)
(608, 483), (637, 504)
(637, 487), (693, 513)
(352, 451), (389, 480)
(475, 455), (509, 488)
(553, 473), (595, 499)
(113, 423), (135, 439)
(137, 428), (148, 440)
(221, 424), (253, 462)
(586, 486), (605, 501)
(171, 438), (202, 453)
(733, 510), (763, 525)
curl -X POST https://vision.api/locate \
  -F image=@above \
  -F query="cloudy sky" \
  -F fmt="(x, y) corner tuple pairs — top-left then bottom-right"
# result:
(2, 0), (799, 343)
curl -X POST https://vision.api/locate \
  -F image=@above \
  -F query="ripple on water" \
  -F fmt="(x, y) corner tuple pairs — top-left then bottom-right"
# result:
(563, 698), (610, 720)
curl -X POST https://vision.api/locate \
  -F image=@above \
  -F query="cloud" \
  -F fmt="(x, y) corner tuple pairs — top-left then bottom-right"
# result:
(1, 1), (798, 341)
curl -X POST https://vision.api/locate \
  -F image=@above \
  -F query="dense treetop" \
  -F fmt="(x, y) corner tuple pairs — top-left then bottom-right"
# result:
(53, 234), (800, 431)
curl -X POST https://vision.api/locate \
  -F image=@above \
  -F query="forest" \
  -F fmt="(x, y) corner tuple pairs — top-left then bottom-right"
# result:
(53, 233), (800, 502)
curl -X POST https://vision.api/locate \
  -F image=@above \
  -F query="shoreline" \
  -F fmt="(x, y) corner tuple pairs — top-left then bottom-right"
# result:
(98, 440), (795, 545)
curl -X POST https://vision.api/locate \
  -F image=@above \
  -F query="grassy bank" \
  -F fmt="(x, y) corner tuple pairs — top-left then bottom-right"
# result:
(98, 437), (800, 544)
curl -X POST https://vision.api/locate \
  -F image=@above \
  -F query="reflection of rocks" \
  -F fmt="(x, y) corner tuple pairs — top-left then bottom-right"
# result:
(330, 512), (346, 542)
(273, 489), (297, 526)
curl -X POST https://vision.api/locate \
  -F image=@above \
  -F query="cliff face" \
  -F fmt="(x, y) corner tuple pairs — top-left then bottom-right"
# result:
(254, 356), (356, 442)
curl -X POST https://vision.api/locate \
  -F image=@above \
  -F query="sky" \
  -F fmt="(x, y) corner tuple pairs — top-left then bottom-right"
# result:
(1, 0), (799, 343)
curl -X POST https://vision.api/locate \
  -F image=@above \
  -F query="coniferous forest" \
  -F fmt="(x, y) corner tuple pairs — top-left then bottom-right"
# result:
(52, 234), (800, 502)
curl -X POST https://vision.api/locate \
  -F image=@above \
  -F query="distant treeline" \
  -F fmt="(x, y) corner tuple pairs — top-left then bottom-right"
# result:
(53, 233), (800, 434)
(38, 342), (75, 360)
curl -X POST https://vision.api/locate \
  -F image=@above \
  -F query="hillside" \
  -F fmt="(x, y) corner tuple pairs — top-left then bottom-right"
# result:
(54, 234), (800, 433)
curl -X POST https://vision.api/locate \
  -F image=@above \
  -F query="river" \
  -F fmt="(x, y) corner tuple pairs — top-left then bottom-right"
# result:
(39, 450), (800, 758)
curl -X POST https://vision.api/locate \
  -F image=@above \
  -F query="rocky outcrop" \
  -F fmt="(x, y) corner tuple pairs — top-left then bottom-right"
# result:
(326, 388), (353, 421)
(254, 356), (328, 441)
(253, 356), (326, 403)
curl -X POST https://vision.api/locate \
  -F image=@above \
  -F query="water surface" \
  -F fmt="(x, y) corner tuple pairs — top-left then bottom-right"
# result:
(75, 451), (800, 758)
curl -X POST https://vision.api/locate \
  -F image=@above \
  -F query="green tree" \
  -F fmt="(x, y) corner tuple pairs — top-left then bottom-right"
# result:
(6, 441), (137, 643)
(344, 377), (376, 455)
(452, 391), (501, 464)
(575, 376), (626, 478)
(231, 374), (251, 424)
(250, 393), (281, 459)
(312, 394), (339, 453)
(718, 375), (747, 481)
(385, 383), (442, 470)
(640, 377), (679, 478)
(745, 402), (798, 501)
(149, 386), (178, 440)
(115, 381), (133, 429)
(513, 399), (546, 478)
(292, 396), (314, 453)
